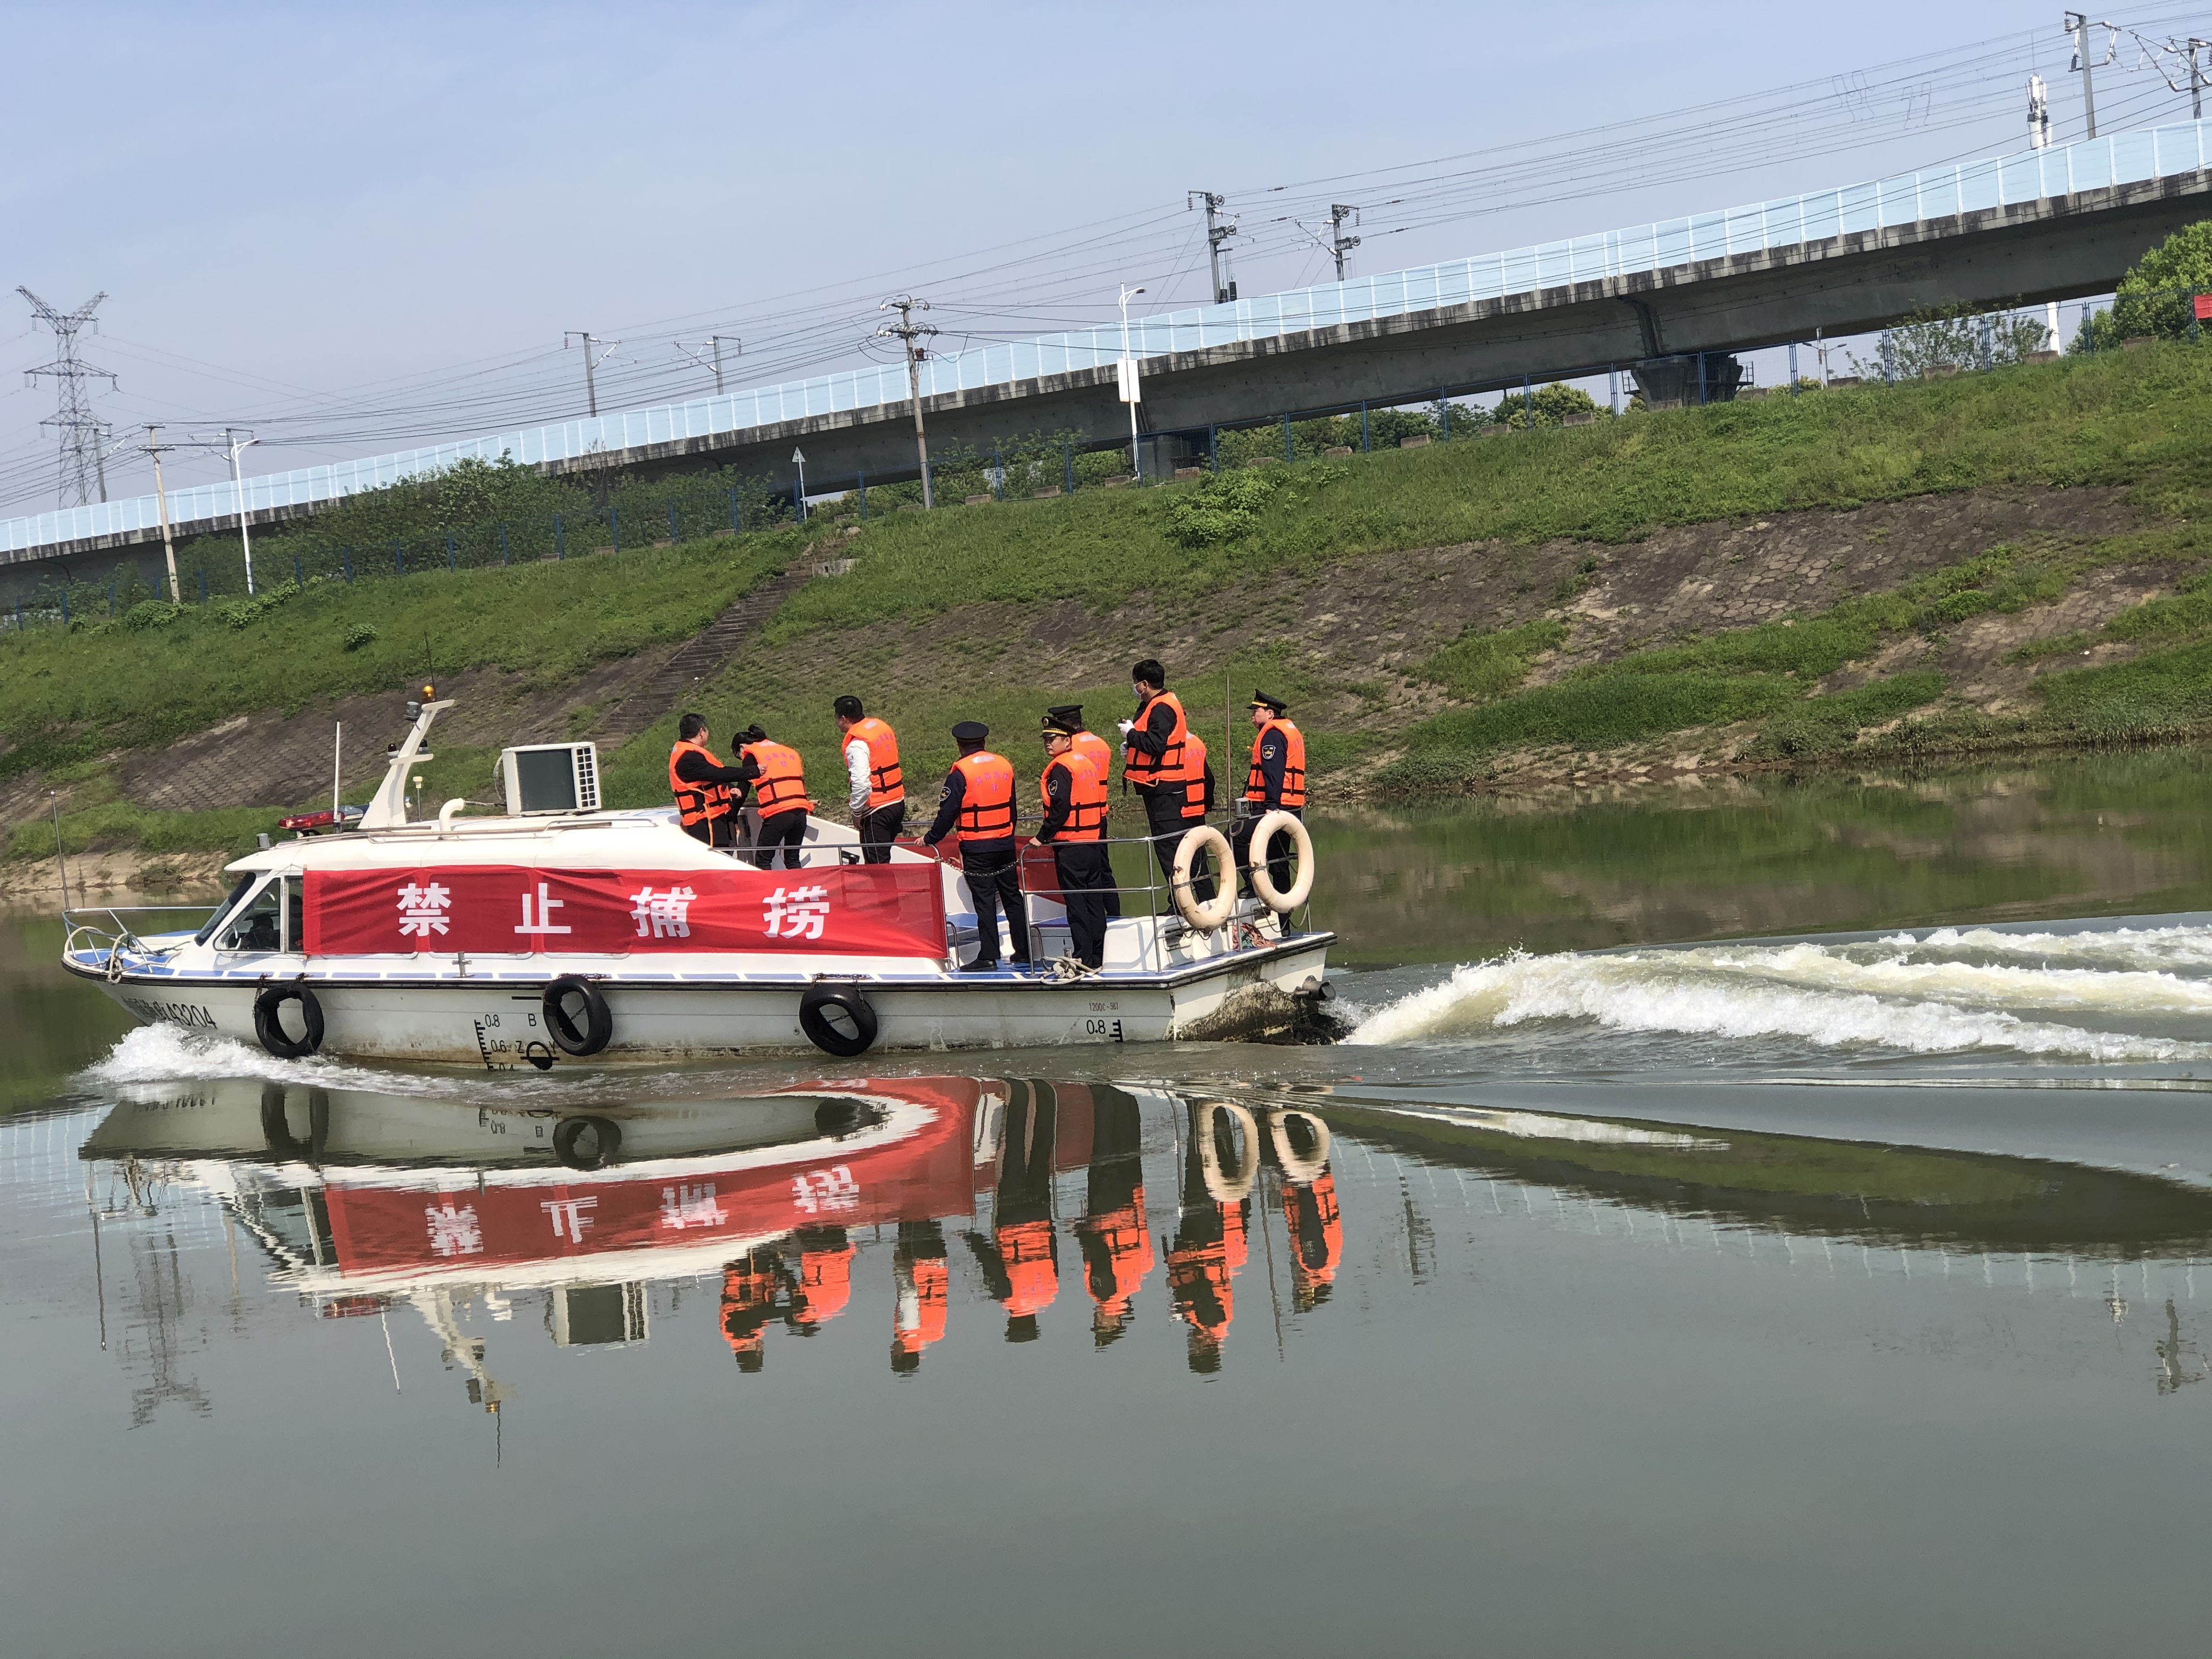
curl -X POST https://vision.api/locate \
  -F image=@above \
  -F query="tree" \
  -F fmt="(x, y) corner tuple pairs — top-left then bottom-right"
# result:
(2073, 218), (2212, 351)
(1855, 304), (2050, 377)
(1494, 381), (1602, 428)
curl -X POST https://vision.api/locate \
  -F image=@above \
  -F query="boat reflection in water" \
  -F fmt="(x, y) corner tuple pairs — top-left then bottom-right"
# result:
(78, 1077), (1346, 1401)
(75, 1077), (2212, 1413)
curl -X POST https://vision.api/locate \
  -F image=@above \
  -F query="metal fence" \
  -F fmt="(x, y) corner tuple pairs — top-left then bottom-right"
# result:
(4, 302), (2203, 634)
(8, 119), (2210, 561)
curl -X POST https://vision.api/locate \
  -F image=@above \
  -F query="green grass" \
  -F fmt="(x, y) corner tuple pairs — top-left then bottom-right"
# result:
(1415, 618), (1571, 702)
(1374, 539), (2162, 785)
(762, 343), (2212, 644)
(11, 341), (2212, 843)
(0, 532), (795, 780)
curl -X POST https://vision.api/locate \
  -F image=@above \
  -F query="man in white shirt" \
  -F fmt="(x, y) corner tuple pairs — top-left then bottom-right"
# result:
(834, 695), (905, 863)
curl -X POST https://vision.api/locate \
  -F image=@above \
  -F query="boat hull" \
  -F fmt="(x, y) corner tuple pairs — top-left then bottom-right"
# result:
(75, 935), (1335, 1066)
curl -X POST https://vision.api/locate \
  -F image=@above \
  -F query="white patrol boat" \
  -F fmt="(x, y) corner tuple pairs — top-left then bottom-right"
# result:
(63, 691), (1335, 1066)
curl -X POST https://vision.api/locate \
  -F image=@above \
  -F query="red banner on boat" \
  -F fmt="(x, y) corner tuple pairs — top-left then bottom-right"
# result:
(321, 1081), (985, 1277)
(303, 863), (946, 958)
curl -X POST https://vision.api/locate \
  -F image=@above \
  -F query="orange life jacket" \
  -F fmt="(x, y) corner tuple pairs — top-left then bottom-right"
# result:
(668, 738), (734, 828)
(1244, 718), (1307, 809)
(1078, 1193), (1153, 1321)
(720, 1254), (781, 1362)
(746, 739), (814, 818)
(893, 1254), (949, 1357)
(1071, 729), (1113, 789)
(1041, 752), (1108, 841)
(995, 1217), (1059, 1318)
(791, 1240), (854, 1328)
(1123, 691), (1195, 788)
(1177, 734), (1209, 821)
(849, 716), (904, 809)
(1282, 1173), (1342, 1310)
(951, 749), (1015, 842)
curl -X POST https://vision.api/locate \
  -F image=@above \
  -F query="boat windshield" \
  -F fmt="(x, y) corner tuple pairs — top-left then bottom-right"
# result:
(213, 880), (282, 953)
(195, 874), (259, 946)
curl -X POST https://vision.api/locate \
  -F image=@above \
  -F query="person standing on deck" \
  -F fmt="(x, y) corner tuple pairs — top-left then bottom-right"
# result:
(739, 724), (813, 870)
(1231, 689), (1306, 896)
(1046, 703), (1119, 919)
(1037, 712), (1113, 972)
(1119, 661), (1215, 905)
(921, 721), (1031, 973)
(835, 696), (905, 864)
(669, 713), (757, 849)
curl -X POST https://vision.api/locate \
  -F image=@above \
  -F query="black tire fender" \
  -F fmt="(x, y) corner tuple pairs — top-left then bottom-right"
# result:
(799, 984), (878, 1058)
(552, 1115), (623, 1170)
(543, 977), (613, 1057)
(253, 982), (325, 1060)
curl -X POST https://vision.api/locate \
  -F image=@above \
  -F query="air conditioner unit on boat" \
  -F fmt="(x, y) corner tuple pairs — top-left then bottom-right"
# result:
(501, 742), (600, 816)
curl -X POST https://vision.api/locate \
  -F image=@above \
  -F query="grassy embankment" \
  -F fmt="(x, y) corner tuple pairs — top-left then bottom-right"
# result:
(6, 340), (2212, 865)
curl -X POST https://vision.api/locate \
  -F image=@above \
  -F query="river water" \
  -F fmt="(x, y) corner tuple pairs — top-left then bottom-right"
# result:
(5, 753), (2209, 1657)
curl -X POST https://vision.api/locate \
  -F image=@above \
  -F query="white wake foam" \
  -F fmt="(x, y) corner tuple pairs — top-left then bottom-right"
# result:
(1346, 945), (2212, 1063)
(1881, 923), (2212, 972)
(80, 1025), (427, 1093)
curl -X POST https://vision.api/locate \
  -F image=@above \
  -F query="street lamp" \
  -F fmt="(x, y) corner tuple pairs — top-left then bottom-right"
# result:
(225, 428), (262, 595)
(1119, 285), (1146, 477)
(792, 447), (808, 523)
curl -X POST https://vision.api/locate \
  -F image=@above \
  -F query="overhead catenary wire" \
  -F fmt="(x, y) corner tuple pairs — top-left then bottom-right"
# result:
(9, 18), (2210, 512)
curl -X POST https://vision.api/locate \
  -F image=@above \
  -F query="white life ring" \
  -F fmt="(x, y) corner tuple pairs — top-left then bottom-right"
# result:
(1265, 1109), (1331, 1184)
(1197, 1101), (1261, 1203)
(1247, 810), (1315, 912)
(1171, 825), (1237, 931)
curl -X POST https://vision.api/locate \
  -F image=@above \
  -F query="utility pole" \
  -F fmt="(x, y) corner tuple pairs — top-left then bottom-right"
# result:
(1326, 205), (1362, 281)
(18, 287), (118, 508)
(877, 297), (938, 509)
(1119, 284), (1147, 476)
(1189, 191), (1239, 303)
(144, 426), (180, 605)
(2066, 12), (2099, 139)
(678, 335), (742, 394)
(224, 428), (261, 595)
(563, 331), (618, 417)
(2190, 39), (2208, 120)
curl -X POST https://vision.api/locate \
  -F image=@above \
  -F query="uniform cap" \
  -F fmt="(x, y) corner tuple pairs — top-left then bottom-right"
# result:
(1045, 703), (1086, 727)
(951, 720), (990, 747)
(1249, 689), (1288, 714)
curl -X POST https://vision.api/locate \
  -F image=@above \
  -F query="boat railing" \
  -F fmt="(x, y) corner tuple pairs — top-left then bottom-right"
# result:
(61, 903), (222, 968)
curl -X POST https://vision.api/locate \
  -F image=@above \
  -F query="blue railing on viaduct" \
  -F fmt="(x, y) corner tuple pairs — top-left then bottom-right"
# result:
(7, 119), (2208, 560)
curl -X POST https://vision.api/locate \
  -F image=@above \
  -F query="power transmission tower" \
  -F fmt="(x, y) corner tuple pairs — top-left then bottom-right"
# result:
(1189, 191), (1240, 303)
(18, 287), (119, 507)
(563, 331), (619, 416)
(877, 297), (939, 509)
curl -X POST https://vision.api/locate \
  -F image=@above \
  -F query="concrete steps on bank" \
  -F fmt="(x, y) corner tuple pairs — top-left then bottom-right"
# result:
(592, 563), (821, 745)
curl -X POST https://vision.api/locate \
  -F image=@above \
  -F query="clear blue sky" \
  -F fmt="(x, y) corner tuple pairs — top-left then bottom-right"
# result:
(3, 2), (2200, 509)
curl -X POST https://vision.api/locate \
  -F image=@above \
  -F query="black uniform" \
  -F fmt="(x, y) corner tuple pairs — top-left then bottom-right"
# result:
(1125, 697), (1214, 903)
(1038, 756), (1110, 970)
(922, 763), (1029, 969)
(1231, 724), (1301, 892)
